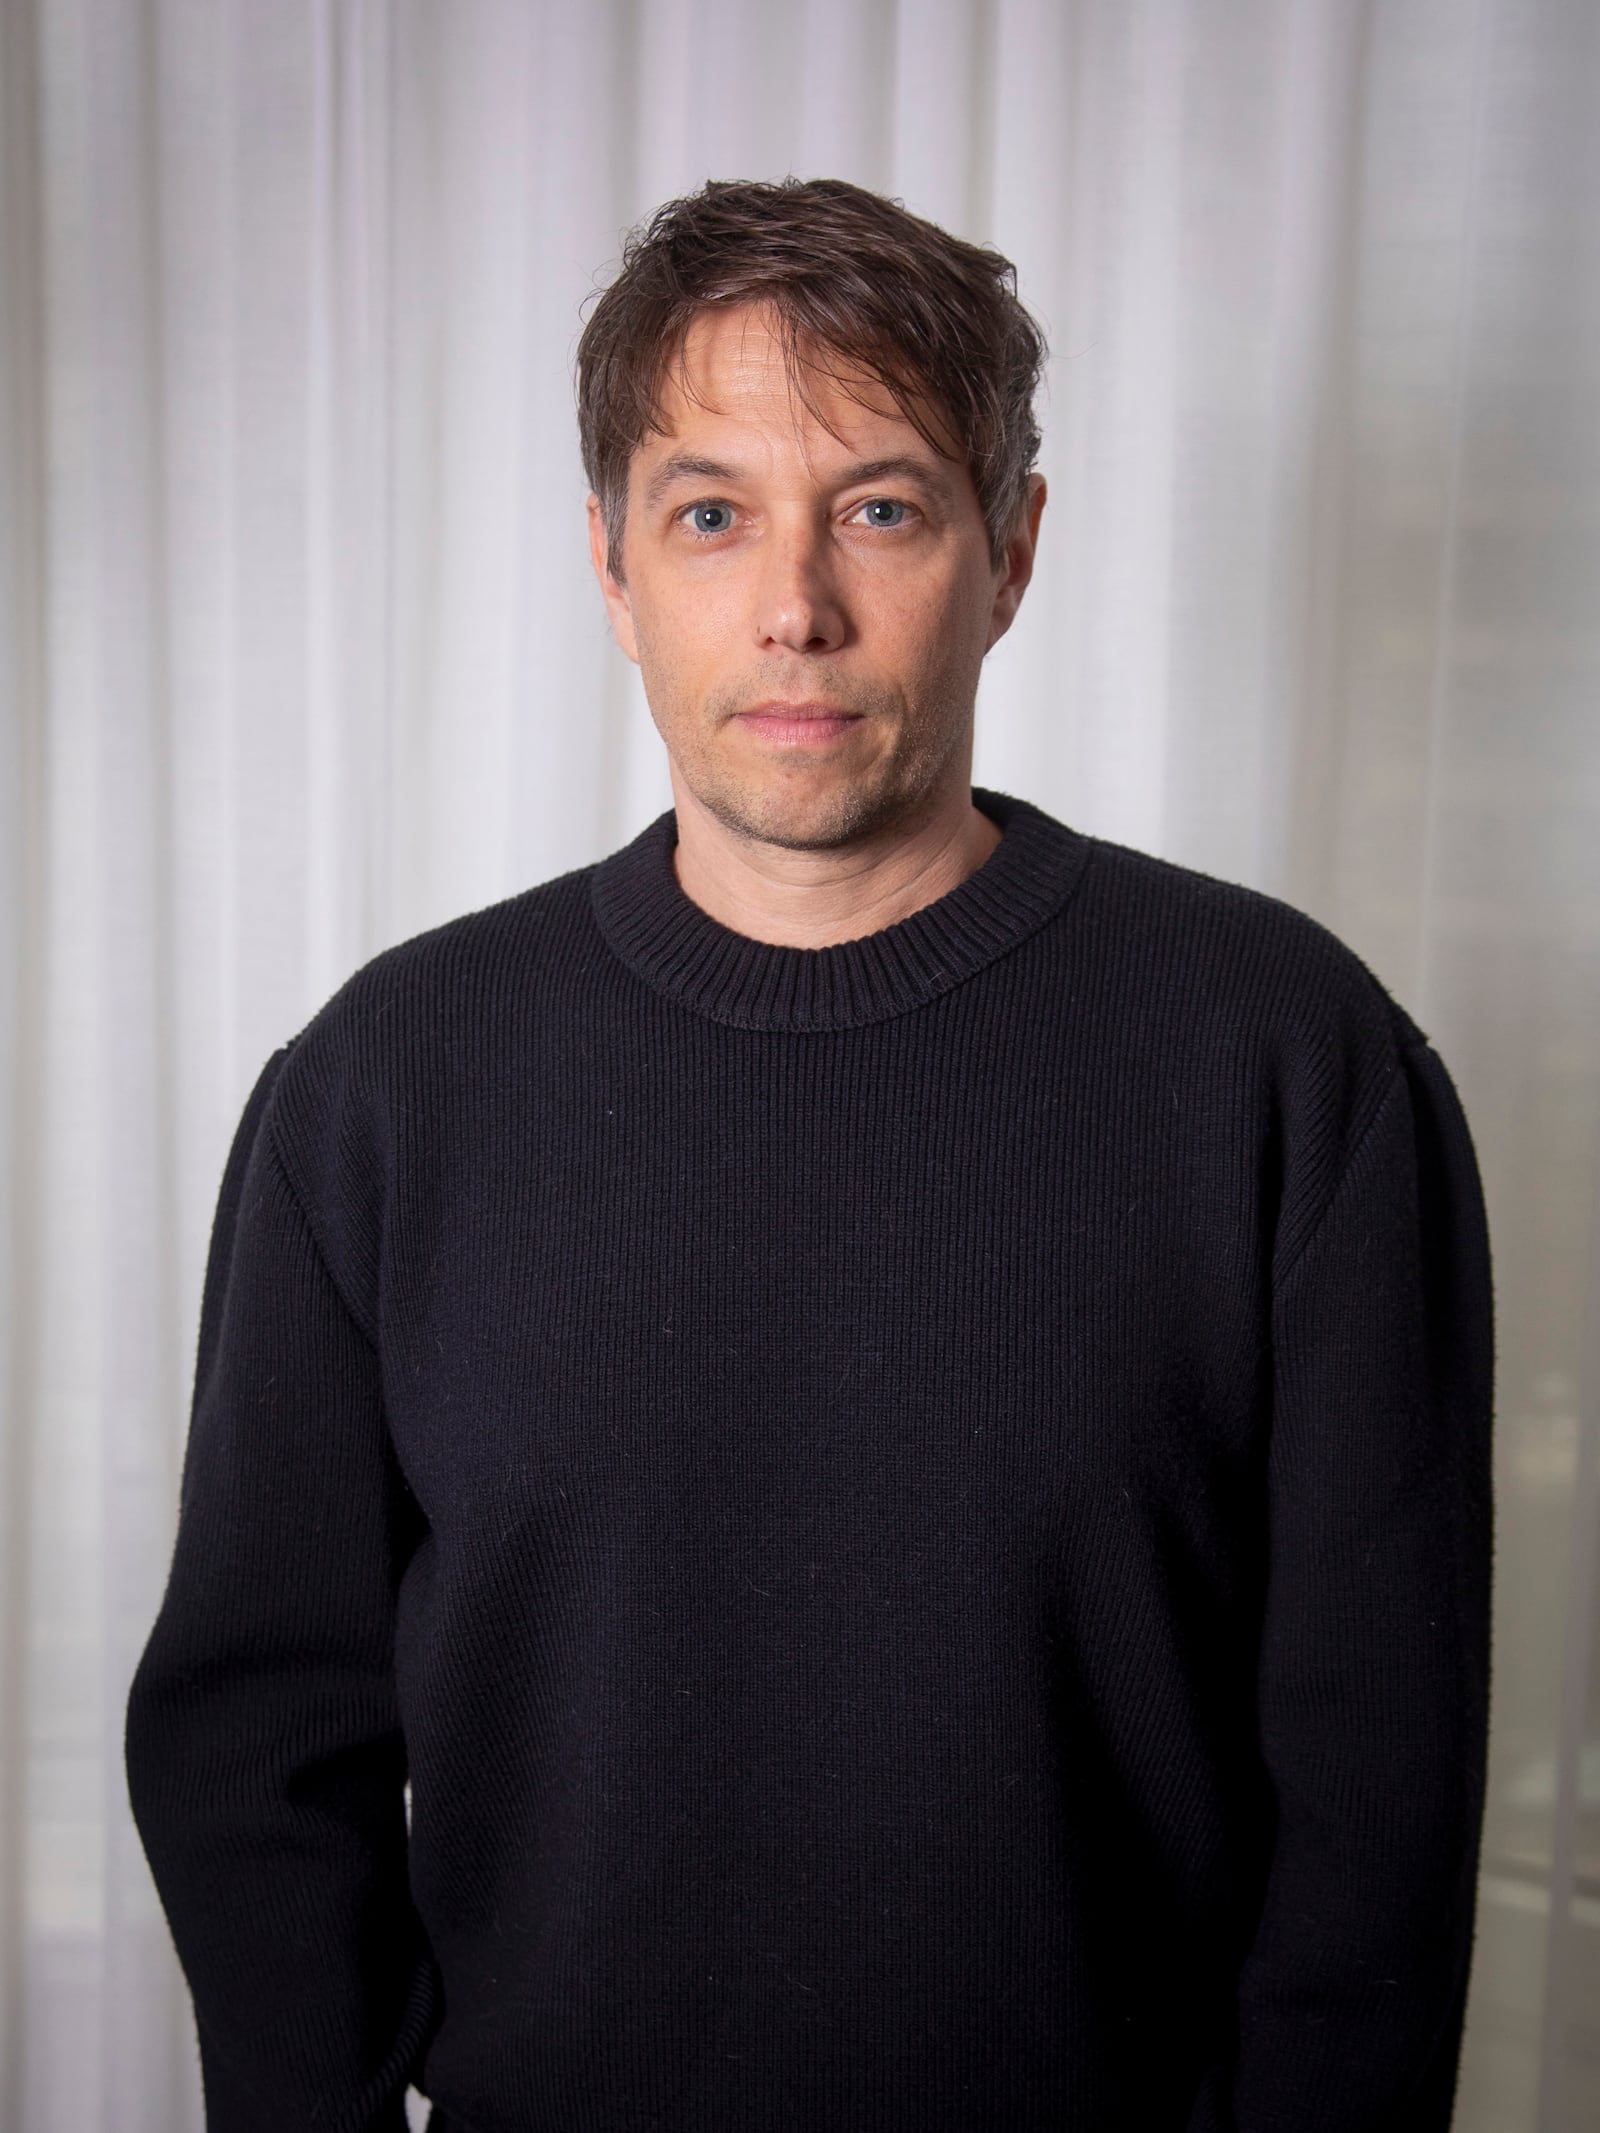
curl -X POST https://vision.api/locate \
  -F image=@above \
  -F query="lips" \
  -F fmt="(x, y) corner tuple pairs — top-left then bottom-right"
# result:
(732, 702), (863, 746)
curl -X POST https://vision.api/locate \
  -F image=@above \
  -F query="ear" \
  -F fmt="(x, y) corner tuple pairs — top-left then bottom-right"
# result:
(587, 494), (640, 664)
(984, 472), (1048, 652)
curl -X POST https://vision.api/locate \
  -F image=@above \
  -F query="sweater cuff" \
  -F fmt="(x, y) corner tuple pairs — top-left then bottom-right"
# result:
(198, 2026), (412, 2133)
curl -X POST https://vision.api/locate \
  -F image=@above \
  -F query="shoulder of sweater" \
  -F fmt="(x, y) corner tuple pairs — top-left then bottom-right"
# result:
(1067, 833), (1438, 1197)
(283, 856), (598, 1062)
(1072, 832), (1428, 1051)
(321, 857), (600, 1030)
(256, 857), (601, 1198)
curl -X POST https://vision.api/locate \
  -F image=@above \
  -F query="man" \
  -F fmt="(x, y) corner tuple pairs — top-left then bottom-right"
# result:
(127, 178), (1494, 2133)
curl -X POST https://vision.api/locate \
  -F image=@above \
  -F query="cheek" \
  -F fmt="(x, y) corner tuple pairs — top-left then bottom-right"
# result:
(634, 575), (738, 687)
(876, 568), (991, 684)
(630, 596), (696, 699)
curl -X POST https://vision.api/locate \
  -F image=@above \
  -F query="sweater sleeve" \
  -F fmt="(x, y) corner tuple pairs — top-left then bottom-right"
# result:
(124, 1049), (438, 2133)
(1195, 1037), (1495, 2133)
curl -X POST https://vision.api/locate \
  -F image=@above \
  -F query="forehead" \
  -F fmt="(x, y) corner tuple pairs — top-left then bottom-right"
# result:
(642, 302), (955, 470)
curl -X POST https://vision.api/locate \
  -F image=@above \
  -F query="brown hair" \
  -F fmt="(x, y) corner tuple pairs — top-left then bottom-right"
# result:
(576, 177), (1047, 581)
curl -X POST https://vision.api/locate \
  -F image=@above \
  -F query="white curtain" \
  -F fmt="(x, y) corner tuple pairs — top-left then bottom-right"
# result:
(2, 1), (1597, 2127)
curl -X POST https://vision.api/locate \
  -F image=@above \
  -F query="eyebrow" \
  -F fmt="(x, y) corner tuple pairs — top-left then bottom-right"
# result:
(641, 450), (955, 511)
(642, 455), (742, 510)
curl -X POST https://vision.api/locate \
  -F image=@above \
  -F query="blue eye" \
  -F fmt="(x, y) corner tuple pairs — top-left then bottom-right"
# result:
(858, 498), (907, 527)
(689, 502), (733, 535)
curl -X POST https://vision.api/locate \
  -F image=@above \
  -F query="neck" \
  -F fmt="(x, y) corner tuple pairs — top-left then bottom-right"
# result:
(666, 772), (1004, 949)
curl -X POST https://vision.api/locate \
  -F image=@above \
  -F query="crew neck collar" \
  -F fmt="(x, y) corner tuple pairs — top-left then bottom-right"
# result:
(589, 787), (1091, 1033)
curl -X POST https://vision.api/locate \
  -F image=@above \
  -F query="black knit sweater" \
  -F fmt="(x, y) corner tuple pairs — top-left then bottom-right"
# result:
(125, 788), (1494, 2133)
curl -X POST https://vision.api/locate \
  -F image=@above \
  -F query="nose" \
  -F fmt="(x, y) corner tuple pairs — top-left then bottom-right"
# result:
(756, 515), (846, 654)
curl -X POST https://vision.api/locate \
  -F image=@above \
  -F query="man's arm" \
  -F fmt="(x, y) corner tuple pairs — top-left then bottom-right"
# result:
(1194, 1036), (1495, 2132)
(125, 1050), (437, 2133)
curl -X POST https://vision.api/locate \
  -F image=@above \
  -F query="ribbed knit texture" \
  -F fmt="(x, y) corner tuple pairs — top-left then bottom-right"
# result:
(125, 788), (1494, 2133)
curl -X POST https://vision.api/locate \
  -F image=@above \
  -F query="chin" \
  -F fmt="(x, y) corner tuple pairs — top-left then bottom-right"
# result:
(699, 774), (906, 853)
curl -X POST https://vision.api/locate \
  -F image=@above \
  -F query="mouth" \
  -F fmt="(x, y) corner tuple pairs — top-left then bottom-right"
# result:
(731, 702), (865, 747)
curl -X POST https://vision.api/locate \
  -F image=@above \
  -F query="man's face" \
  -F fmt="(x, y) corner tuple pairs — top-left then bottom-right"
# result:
(588, 302), (1042, 852)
